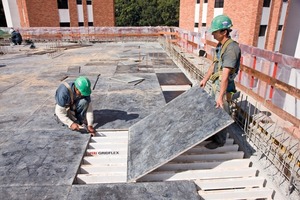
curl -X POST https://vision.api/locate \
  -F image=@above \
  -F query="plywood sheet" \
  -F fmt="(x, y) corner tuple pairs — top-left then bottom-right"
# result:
(127, 86), (234, 181)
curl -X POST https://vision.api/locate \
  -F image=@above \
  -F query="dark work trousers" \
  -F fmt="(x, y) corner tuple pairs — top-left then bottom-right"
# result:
(72, 98), (89, 125)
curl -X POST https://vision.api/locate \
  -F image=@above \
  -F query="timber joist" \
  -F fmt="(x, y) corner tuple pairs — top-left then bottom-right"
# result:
(139, 135), (274, 200)
(74, 129), (274, 199)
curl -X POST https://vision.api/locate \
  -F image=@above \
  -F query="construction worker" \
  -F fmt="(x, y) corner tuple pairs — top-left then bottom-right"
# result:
(200, 14), (241, 149)
(10, 28), (23, 45)
(55, 76), (96, 136)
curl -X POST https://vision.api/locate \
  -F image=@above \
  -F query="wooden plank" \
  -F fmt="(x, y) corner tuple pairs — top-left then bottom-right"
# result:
(156, 159), (251, 171)
(90, 137), (128, 143)
(80, 162), (126, 167)
(240, 64), (300, 100)
(160, 85), (191, 91)
(236, 82), (300, 126)
(83, 156), (127, 165)
(155, 162), (223, 171)
(95, 130), (129, 137)
(80, 165), (127, 174)
(197, 138), (234, 147)
(172, 151), (244, 162)
(138, 168), (258, 182)
(76, 174), (127, 184)
(195, 177), (266, 190)
(185, 144), (239, 154)
(89, 143), (128, 149)
(88, 143), (128, 149)
(198, 187), (273, 200)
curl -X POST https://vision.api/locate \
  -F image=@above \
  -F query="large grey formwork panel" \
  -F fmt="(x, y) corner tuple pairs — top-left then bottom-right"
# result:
(68, 181), (200, 200)
(127, 86), (234, 181)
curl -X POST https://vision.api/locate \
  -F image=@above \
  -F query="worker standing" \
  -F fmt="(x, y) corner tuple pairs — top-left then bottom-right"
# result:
(200, 15), (241, 149)
(55, 76), (96, 136)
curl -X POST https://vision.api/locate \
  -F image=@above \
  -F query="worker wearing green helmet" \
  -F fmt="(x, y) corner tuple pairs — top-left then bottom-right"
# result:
(200, 14), (241, 149)
(55, 76), (96, 136)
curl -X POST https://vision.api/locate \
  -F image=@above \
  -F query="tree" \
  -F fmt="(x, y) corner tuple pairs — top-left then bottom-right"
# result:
(115, 0), (141, 26)
(115, 0), (179, 26)
(158, 0), (179, 26)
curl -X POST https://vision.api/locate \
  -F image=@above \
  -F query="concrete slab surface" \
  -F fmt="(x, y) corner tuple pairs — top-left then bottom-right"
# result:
(127, 86), (234, 181)
(68, 181), (200, 200)
(0, 186), (71, 200)
(0, 130), (88, 186)
(0, 41), (200, 199)
(110, 74), (144, 83)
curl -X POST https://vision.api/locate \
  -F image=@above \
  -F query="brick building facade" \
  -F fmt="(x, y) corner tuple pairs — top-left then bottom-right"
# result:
(3, 0), (115, 28)
(179, 0), (293, 53)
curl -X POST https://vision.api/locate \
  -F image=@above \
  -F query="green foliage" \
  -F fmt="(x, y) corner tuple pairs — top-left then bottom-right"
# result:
(0, 29), (10, 39)
(115, 0), (179, 26)
(158, 0), (179, 26)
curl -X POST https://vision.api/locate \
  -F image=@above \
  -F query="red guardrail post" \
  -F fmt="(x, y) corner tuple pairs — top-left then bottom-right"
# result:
(269, 62), (278, 99)
(250, 56), (256, 88)
(238, 56), (243, 83)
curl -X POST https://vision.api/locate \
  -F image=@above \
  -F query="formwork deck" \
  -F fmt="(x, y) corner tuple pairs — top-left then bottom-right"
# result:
(0, 41), (285, 199)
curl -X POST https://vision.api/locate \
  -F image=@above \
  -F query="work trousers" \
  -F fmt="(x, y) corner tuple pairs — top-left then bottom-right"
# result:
(209, 81), (231, 145)
(69, 98), (89, 125)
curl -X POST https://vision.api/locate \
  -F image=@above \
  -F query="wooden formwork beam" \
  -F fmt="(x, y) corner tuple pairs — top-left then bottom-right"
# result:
(240, 64), (300, 100)
(198, 187), (274, 200)
(236, 82), (300, 127)
(138, 168), (258, 182)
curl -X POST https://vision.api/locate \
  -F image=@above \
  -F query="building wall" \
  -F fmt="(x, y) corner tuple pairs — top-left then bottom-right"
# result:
(2, 0), (21, 28)
(69, 0), (79, 27)
(266, 0), (282, 51)
(17, 0), (59, 27)
(5, 0), (115, 27)
(179, 0), (195, 31)
(92, 0), (115, 26)
(281, 0), (300, 58)
(223, 0), (262, 47)
(179, 0), (290, 52)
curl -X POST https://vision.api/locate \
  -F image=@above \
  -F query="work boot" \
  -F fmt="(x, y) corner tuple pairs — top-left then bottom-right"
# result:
(205, 141), (224, 149)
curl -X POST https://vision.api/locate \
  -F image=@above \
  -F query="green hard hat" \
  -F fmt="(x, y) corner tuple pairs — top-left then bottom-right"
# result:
(75, 76), (91, 96)
(209, 15), (233, 33)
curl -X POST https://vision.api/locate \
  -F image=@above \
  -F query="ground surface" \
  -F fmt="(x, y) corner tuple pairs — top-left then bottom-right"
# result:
(0, 42), (203, 199)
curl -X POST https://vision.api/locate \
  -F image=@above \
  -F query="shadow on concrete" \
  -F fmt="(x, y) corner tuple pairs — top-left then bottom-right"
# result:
(94, 109), (139, 129)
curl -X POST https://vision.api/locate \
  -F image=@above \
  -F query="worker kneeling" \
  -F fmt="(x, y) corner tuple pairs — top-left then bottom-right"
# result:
(55, 76), (96, 136)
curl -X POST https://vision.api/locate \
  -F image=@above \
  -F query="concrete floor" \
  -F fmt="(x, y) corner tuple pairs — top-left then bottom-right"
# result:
(0, 42), (202, 199)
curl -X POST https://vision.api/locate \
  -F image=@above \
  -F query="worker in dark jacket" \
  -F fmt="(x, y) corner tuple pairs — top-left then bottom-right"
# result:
(10, 28), (23, 45)
(55, 76), (96, 136)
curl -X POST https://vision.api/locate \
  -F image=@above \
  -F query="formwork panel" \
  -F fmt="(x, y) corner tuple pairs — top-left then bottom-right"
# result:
(127, 86), (234, 181)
